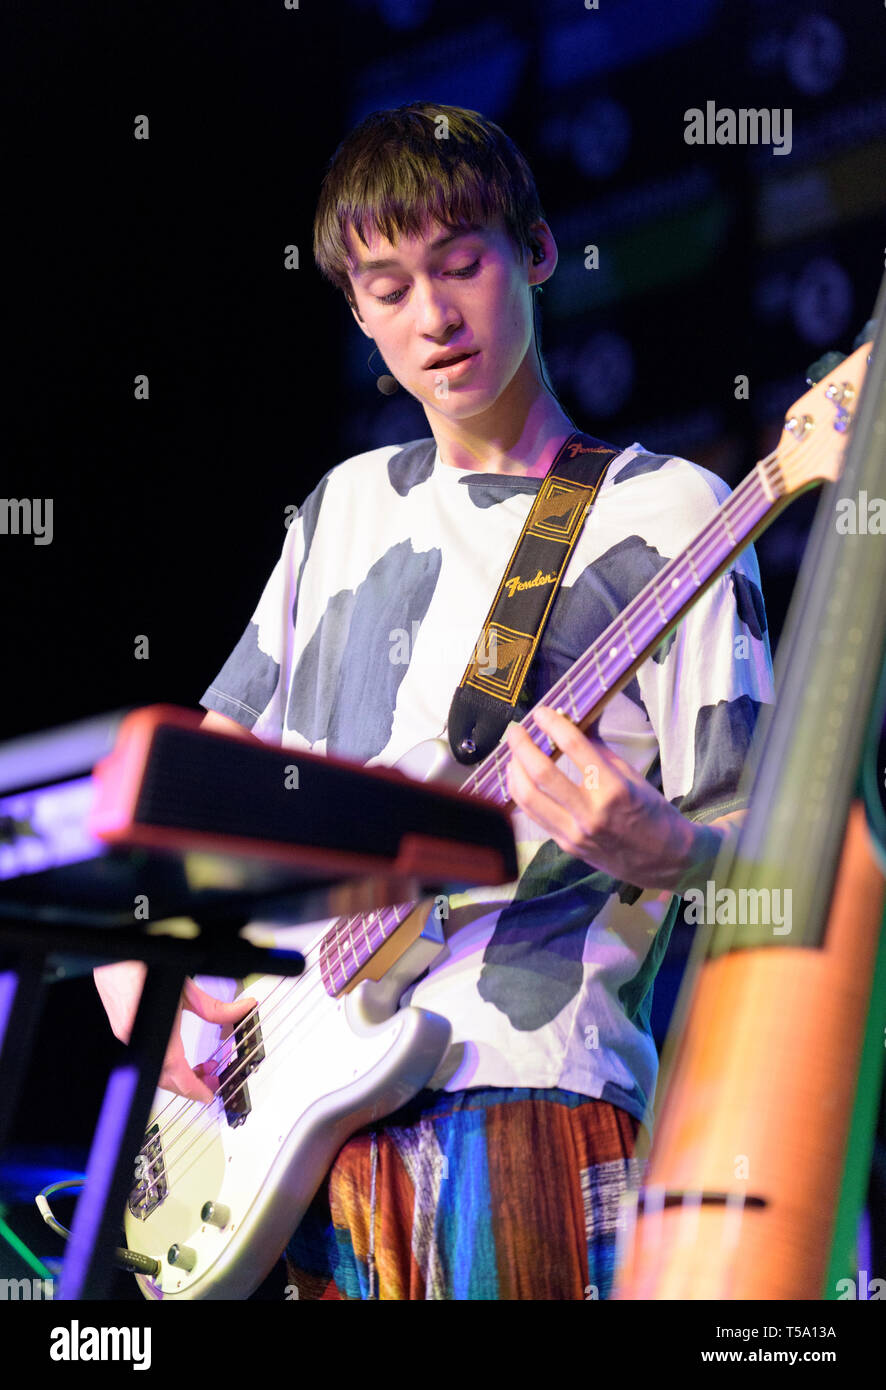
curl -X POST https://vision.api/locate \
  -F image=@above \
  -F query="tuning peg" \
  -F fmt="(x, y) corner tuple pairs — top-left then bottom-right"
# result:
(805, 350), (845, 386)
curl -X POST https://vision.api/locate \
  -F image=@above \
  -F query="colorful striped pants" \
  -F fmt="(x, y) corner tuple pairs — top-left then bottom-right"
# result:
(284, 1086), (646, 1300)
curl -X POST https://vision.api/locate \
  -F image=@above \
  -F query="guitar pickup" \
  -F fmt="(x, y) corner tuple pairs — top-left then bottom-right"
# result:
(218, 1009), (265, 1129)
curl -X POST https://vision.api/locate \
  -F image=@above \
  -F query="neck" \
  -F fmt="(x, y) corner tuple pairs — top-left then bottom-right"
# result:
(426, 361), (576, 477)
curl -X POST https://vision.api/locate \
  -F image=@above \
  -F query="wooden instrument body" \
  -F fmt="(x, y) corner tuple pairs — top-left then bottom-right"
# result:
(614, 802), (885, 1299)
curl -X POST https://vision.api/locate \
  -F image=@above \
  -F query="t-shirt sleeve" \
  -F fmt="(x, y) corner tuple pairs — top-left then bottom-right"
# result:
(198, 507), (305, 741)
(634, 466), (776, 824)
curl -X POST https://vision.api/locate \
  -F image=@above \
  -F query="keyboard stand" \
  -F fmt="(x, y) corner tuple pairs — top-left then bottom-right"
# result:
(0, 906), (306, 1300)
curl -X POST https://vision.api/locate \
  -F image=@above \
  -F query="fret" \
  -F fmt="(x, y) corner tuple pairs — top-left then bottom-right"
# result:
(496, 755), (508, 801)
(326, 951), (344, 990)
(686, 547), (701, 587)
(380, 905), (405, 942)
(319, 943), (336, 997)
(593, 646), (609, 690)
(355, 913), (372, 955)
(364, 910), (380, 948)
(652, 580), (668, 624)
(622, 616), (637, 660)
(564, 677), (579, 719)
(722, 508), (739, 548)
(341, 927), (359, 975)
(335, 918), (352, 972)
(757, 460), (778, 505)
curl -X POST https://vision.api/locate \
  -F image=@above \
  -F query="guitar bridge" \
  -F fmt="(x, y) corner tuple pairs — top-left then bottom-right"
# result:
(128, 1122), (167, 1220)
(218, 1008), (265, 1129)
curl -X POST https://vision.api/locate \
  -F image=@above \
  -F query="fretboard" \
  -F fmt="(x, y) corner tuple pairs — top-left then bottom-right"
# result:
(460, 457), (787, 807)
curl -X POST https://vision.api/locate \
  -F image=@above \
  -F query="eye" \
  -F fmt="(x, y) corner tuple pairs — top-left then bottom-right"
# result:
(446, 258), (481, 279)
(374, 258), (481, 306)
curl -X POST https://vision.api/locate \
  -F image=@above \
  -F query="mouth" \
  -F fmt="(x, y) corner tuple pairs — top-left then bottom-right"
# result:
(425, 350), (480, 374)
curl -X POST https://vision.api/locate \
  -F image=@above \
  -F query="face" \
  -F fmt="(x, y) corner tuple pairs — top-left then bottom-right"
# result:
(344, 212), (556, 421)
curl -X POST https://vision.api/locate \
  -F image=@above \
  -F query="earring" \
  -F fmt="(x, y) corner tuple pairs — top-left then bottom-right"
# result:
(368, 345), (399, 395)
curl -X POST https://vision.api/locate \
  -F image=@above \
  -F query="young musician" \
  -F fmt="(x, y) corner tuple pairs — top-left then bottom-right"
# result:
(96, 102), (774, 1299)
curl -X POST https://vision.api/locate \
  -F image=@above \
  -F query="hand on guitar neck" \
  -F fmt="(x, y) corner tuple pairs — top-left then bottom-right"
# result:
(505, 705), (746, 895)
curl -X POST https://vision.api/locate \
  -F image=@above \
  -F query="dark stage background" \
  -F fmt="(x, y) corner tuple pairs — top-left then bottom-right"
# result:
(2, 0), (885, 1297)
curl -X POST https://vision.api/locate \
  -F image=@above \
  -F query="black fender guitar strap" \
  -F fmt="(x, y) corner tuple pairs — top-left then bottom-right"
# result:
(447, 431), (620, 765)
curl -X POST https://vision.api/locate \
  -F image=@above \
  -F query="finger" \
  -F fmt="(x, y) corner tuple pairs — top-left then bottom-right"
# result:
(92, 960), (148, 1045)
(158, 1027), (217, 1102)
(181, 979), (258, 1024)
(506, 744), (578, 843)
(505, 719), (590, 820)
(193, 1059), (222, 1095)
(159, 1059), (216, 1104)
(531, 705), (603, 765)
(533, 705), (635, 781)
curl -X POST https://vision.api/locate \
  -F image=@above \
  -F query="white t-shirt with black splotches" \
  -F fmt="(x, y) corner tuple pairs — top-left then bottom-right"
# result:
(200, 434), (775, 1133)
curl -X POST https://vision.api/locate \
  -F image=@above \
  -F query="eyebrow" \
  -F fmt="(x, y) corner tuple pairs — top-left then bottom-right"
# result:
(352, 223), (486, 275)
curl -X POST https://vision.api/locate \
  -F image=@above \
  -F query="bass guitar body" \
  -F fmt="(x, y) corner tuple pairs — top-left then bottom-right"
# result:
(125, 902), (451, 1300)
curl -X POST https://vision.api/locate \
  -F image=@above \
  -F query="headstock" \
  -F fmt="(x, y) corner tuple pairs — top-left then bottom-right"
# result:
(774, 338), (873, 495)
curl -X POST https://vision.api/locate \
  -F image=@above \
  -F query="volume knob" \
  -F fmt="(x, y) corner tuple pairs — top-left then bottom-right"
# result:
(201, 1201), (230, 1228)
(167, 1243), (197, 1272)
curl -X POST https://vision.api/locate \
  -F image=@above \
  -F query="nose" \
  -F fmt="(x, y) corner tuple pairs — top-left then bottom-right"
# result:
(412, 277), (463, 340)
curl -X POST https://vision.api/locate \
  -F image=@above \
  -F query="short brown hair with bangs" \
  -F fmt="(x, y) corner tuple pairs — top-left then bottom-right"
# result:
(313, 102), (546, 309)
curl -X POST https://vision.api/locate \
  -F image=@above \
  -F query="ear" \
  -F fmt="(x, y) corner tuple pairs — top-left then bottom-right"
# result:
(345, 287), (370, 333)
(350, 302), (371, 335)
(527, 220), (558, 288)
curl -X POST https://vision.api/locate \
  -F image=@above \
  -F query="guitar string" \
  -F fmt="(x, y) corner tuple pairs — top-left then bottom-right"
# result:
(465, 457), (785, 802)
(135, 912), (402, 1151)
(131, 928), (420, 1191)
(133, 447), (799, 1190)
(136, 898), (422, 1165)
